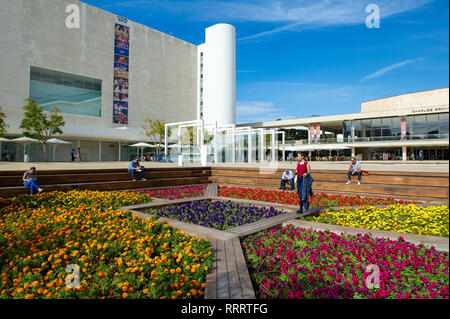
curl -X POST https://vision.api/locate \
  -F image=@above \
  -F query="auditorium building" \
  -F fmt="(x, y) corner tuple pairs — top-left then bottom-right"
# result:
(0, 0), (235, 162)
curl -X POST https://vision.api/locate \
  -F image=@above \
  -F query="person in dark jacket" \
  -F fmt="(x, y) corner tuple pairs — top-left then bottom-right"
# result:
(296, 153), (312, 214)
(23, 167), (43, 195)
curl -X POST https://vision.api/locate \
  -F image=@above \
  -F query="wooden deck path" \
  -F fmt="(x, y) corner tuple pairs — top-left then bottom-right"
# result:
(205, 238), (255, 299)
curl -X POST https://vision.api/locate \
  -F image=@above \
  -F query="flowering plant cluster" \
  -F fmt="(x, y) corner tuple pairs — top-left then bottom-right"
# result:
(147, 200), (285, 230)
(137, 185), (206, 200)
(242, 226), (449, 299)
(303, 204), (449, 237)
(219, 186), (417, 207)
(0, 190), (212, 299)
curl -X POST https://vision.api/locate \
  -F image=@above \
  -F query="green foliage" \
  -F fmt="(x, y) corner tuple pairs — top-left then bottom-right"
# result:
(0, 105), (7, 137)
(19, 99), (65, 161)
(141, 118), (171, 154)
(20, 99), (65, 141)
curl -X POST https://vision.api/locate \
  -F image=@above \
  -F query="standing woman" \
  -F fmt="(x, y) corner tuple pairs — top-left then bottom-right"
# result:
(296, 153), (311, 214)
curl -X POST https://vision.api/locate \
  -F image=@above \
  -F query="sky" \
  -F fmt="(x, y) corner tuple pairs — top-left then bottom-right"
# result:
(82, 0), (449, 123)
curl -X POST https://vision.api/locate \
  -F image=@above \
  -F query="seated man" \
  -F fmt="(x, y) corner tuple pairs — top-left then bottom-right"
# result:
(346, 157), (362, 185)
(128, 157), (146, 181)
(279, 169), (294, 190)
(23, 167), (43, 195)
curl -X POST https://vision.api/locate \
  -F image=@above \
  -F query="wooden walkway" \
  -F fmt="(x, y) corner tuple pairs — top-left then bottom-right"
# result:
(205, 238), (255, 299)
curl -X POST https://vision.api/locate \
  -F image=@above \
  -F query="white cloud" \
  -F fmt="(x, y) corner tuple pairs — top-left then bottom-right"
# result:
(101, 0), (433, 40)
(236, 100), (292, 122)
(361, 57), (426, 81)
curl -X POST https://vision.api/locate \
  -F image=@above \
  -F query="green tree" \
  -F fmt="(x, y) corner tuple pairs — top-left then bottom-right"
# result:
(20, 99), (65, 162)
(141, 118), (171, 154)
(0, 105), (7, 137)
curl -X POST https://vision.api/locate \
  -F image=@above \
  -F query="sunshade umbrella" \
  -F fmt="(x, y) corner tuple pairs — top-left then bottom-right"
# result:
(47, 138), (72, 162)
(11, 137), (40, 162)
(130, 142), (155, 158)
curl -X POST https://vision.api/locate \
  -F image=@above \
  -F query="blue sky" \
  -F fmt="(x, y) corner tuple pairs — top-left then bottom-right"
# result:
(83, 0), (449, 123)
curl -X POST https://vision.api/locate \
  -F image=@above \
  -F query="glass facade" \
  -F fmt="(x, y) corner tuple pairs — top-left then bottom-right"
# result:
(344, 113), (449, 142)
(29, 66), (102, 117)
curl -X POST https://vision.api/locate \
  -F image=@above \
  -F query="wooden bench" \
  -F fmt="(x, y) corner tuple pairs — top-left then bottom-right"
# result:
(209, 167), (449, 200)
(0, 167), (211, 197)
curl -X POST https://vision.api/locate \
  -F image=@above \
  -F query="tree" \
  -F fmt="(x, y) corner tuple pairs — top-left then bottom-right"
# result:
(0, 105), (7, 137)
(20, 99), (65, 162)
(141, 118), (171, 155)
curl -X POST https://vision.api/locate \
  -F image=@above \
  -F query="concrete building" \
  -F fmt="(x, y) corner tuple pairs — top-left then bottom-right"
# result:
(0, 0), (235, 162)
(242, 88), (449, 161)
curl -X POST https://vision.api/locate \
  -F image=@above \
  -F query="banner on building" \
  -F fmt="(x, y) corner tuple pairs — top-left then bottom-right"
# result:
(315, 123), (321, 143)
(309, 123), (315, 143)
(113, 20), (130, 125)
(400, 118), (407, 140)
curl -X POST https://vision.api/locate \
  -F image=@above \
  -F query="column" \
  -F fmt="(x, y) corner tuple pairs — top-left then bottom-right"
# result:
(271, 130), (276, 162)
(99, 141), (102, 162)
(232, 126), (236, 163)
(118, 141), (121, 161)
(402, 145), (407, 161)
(177, 126), (181, 155)
(282, 131), (285, 162)
(351, 147), (356, 158)
(259, 129), (264, 162)
(164, 125), (168, 157)
(247, 127), (252, 163)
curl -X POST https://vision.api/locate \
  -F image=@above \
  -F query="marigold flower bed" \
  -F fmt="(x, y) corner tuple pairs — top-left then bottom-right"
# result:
(242, 226), (449, 299)
(219, 186), (418, 207)
(137, 185), (206, 200)
(147, 200), (285, 230)
(0, 190), (212, 299)
(303, 204), (449, 237)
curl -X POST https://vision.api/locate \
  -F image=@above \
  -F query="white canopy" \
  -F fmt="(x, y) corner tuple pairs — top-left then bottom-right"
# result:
(0, 137), (10, 142)
(11, 137), (40, 143)
(47, 138), (71, 144)
(130, 142), (155, 148)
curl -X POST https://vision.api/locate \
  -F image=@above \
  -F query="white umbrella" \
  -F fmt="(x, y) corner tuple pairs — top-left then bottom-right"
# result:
(130, 142), (155, 158)
(11, 137), (40, 162)
(47, 138), (72, 162)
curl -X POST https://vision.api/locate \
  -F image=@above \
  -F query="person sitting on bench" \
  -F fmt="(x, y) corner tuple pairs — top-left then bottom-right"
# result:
(346, 157), (362, 185)
(279, 169), (294, 190)
(23, 167), (43, 195)
(128, 157), (146, 181)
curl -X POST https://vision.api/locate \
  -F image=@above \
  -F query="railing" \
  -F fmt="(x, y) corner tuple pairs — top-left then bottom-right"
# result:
(305, 134), (449, 144)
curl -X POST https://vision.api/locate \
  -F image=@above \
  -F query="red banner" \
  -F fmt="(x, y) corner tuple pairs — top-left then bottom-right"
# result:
(315, 123), (321, 143)
(401, 118), (406, 140)
(309, 123), (315, 143)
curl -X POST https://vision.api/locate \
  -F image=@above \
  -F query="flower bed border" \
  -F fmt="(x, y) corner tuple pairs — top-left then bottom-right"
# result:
(120, 191), (449, 300)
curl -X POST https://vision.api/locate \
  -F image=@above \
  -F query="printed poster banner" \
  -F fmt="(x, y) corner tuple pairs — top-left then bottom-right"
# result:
(113, 20), (130, 125)
(401, 118), (407, 140)
(309, 123), (315, 143)
(315, 123), (321, 143)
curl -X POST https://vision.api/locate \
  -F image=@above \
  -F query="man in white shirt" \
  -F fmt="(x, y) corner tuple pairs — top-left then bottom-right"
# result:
(280, 169), (294, 190)
(346, 157), (362, 185)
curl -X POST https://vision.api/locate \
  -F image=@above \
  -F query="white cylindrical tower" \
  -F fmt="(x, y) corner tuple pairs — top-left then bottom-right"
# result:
(201, 23), (236, 126)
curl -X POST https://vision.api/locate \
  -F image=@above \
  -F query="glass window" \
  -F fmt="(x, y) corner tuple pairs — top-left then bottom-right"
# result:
(29, 66), (102, 117)
(426, 114), (439, 135)
(353, 120), (361, 130)
(362, 119), (371, 130)
(406, 116), (414, 136)
(439, 113), (449, 135)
